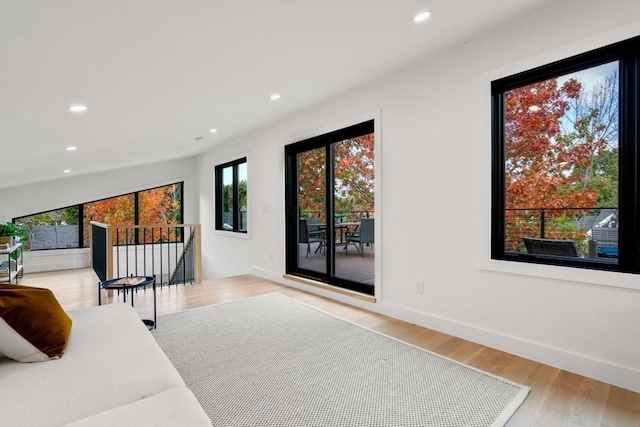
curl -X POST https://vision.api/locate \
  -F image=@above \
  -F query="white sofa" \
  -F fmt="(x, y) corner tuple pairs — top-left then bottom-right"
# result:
(0, 303), (212, 427)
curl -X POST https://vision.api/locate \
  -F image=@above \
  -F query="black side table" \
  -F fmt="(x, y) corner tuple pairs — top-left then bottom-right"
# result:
(98, 276), (156, 329)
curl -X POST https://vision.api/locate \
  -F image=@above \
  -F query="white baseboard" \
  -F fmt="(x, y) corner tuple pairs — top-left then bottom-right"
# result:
(248, 266), (640, 393)
(23, 249), (90, 273)
(379, 303), (640, 394)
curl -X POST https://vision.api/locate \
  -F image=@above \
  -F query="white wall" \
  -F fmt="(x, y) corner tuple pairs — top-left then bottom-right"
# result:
(0, 156), (198, 272)
(196, 2), (640, 392)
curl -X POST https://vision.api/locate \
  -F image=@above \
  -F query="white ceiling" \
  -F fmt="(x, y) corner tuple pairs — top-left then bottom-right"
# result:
(0, 0), (550, 189)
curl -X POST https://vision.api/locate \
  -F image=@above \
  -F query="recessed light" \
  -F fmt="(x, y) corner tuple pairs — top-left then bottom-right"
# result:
(414, 11), (431, 22)
(209, 129), (218, 133)
(68, 105), (87, 112)
(270, 94), (281, 101)
(63, 170), (71, 174)
(66, 146), (77, 151)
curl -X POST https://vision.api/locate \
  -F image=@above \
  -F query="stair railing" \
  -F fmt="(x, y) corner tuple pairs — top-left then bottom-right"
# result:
(169, 227), (196, 285)
(90, 222), (201, 285)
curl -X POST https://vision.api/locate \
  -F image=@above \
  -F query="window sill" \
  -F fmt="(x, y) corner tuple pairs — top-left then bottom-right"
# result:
(24, 247), (89, 257)
(283, 274), (377, 303)
(479, 257), (639, 291)
(213, 230), (250, 240)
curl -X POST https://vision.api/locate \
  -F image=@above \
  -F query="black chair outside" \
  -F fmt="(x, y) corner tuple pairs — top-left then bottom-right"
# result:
(299, 219), (325, 258)
(307, 217), (323, 236)
(346, 218), (374, 256)
(522, 237), (579, 257)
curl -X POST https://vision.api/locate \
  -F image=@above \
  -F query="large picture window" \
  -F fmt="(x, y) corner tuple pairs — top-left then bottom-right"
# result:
(214, 158), (247, 233)
(14, 182), (183, 250)
(491, 36), (639, 274)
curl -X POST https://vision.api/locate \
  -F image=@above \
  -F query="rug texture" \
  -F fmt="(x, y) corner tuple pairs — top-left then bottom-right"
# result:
(153, 293), (529, 427)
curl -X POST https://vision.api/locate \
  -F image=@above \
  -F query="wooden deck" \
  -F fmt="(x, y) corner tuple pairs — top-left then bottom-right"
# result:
(298, 241), (374, 285)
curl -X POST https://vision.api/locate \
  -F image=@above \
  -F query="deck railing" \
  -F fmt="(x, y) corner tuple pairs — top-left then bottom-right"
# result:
(300, 210), (374, 223)
(504, 207), (617, 256)
(90, 222), (201, 285)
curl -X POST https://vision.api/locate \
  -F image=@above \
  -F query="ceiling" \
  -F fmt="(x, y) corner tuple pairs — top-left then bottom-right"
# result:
(0, 0), (550, 189)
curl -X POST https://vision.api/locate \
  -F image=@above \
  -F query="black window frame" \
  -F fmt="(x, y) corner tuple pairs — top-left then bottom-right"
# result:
(284, 120), (375, 295)
(491, 36), (639, 274)
(214, 157), (248, 233)
(12, 181), (184, 250)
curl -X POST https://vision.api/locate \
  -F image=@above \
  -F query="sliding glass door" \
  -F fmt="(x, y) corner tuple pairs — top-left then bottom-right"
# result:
(285, 120), (375, 295)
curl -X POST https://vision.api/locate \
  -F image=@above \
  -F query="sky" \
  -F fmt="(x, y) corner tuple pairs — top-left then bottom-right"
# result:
(558, 60), (618, 96)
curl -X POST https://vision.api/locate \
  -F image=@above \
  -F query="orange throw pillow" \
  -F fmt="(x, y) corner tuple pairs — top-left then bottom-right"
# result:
(0, 284), (73, 362)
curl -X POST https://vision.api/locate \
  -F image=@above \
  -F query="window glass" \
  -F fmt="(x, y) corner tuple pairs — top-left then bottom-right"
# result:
(503, 62), (619, 260)
(491, 36), (639, 274)
(15, 207), (80, 250)
(83, 194), (135, 246)
(14, 182), (184, 250)
(238, 162), (248, 232)
(215, 158), (248, 233)
(297, 147), (327, 275)
(138, 183), (183, 243)
(222, 166), (234, 230)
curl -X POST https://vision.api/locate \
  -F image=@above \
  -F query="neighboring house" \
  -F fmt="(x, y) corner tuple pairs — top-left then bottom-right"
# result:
(577, 208), (618, 234)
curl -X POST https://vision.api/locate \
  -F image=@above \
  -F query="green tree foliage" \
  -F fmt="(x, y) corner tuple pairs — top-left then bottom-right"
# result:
(589, 148), (618, 207)
(562, 71), (619, 208)
(222, 180), (247, 229)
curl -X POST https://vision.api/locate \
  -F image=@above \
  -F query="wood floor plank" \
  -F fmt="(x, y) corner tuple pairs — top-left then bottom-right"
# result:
(565, 378), (610, 427)
(501, 360), (557, 427)
(602, 385), (640, 427)
(528, 370), (589, 426)
(12, 268), (640, 427)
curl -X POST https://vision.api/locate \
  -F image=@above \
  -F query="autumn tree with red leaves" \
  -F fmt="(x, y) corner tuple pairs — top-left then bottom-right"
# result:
(138, 184), (182, 242)
(82, 184), (182, 245)
(504, 70), (619, 253)
(297, 134), (374, 222)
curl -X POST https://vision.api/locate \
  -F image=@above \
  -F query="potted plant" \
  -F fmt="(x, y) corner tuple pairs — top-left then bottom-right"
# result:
(0, 222), (19, 246)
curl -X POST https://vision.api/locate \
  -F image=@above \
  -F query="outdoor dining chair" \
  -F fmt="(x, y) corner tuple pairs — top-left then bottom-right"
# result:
(299, 218), (325, 257)
(346, 218), (374, 256)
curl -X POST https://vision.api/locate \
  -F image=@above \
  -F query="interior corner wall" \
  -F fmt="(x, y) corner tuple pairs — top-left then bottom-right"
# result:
(0, 156), (199, 273)
(196, 2), (639, 392)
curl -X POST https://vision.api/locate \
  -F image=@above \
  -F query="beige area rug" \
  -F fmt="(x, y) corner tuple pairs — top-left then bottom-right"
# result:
(153, 293), (530, 426)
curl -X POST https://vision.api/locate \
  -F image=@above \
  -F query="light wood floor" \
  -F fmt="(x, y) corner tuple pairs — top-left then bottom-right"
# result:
(18, 268), (640, 427)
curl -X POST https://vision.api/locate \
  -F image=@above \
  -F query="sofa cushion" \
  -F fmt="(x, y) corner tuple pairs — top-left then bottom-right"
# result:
(0, 303), (186, 427)
(61, 387), (212, 427)
(0, 284), (73, 362)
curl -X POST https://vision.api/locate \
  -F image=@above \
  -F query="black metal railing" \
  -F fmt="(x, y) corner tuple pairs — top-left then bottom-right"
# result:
(90, 222), (201, 286)
(300, 210), (373, 223)
(504, 206), (618, 256)
(169, 229), (196, 285)
(506, 206), (617, 236)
